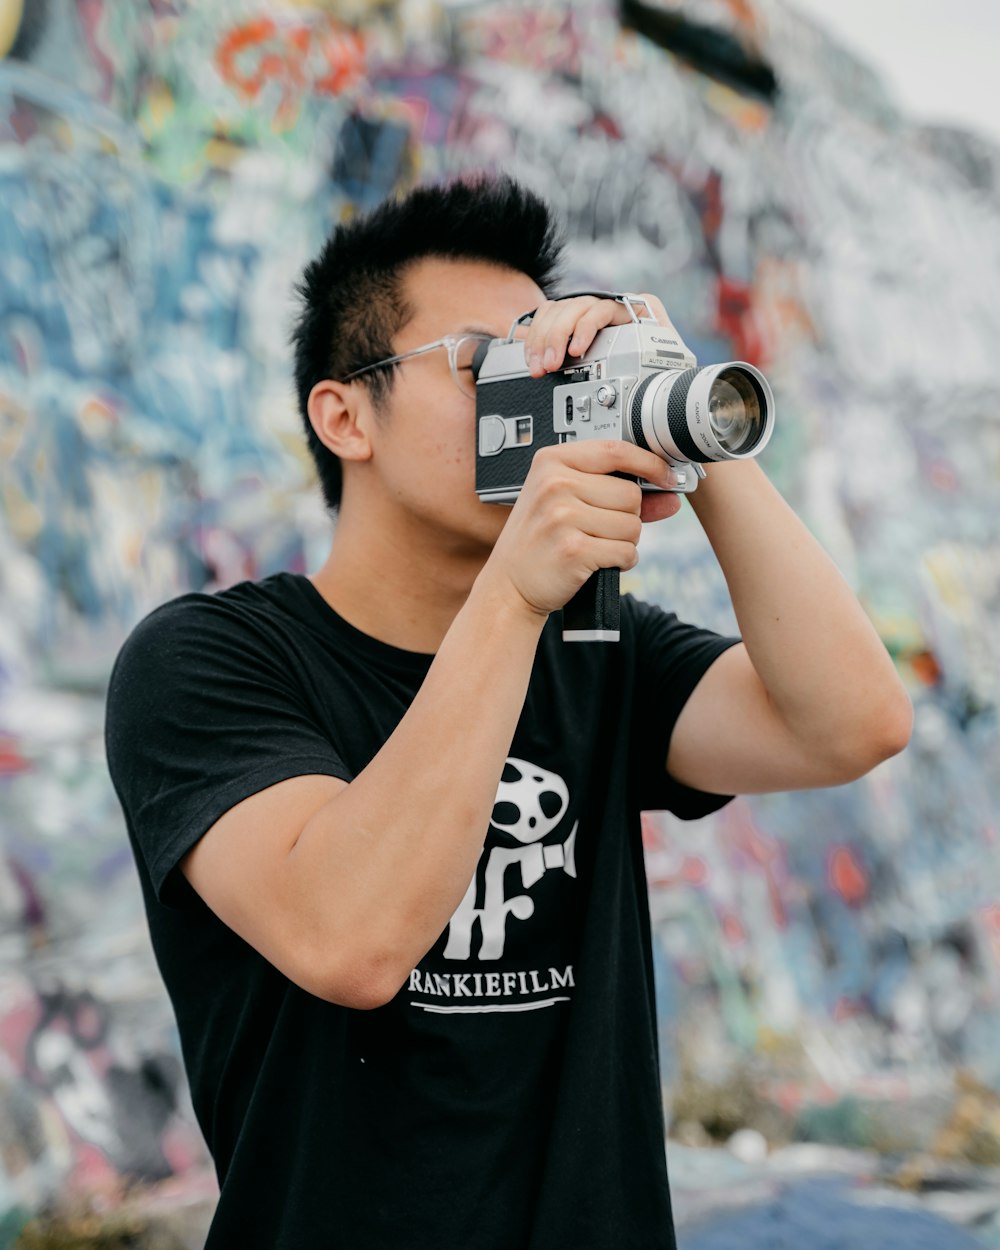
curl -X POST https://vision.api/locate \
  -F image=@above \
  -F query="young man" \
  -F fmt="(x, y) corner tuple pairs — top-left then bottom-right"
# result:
(105, 175), (911, 1248)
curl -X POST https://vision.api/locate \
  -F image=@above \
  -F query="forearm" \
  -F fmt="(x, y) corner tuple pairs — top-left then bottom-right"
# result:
(687, 461), (911, 753)
(290, 571), (546, 1000)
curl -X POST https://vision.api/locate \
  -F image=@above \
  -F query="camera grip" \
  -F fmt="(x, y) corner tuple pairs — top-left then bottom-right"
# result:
(562, 568), (620, 642)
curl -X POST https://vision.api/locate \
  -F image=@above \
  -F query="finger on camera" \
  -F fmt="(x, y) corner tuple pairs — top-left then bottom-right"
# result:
(519, 459), (635, 519)
(539, 297), (604, 358)
(526, 297), (600, 373)
(586, 536), (641, 573)
(542, 297), (622, 367)
(560, 534), (638, 583)
(554, 438), (673, 485)
(567, 299), (632, 357)
(521, 300), (552, 374)
(635, 292), (669, 324)
(574, 473), (644, 515)
(522, 298), (561, 374)
(575, 501), (644, 544)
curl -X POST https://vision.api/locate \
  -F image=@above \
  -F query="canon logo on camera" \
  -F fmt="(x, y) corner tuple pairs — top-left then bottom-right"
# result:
(650, 335), (679, 345)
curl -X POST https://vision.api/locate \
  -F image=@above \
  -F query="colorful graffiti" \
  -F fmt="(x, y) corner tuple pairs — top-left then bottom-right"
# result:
(1, 0), (999, 1230)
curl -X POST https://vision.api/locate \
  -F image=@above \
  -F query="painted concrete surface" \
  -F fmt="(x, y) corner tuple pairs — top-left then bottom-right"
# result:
(682, 1179), (987, 1250)
(671, 1144), (1000, 1248)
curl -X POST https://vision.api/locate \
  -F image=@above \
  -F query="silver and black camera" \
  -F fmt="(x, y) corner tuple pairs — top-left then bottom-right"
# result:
(472, 292), (775, 642)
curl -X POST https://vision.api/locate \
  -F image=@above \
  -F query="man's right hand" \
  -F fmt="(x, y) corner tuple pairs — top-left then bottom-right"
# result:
(481, 439), (682, 620)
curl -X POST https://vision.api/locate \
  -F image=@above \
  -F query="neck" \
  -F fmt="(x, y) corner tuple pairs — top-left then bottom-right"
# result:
(308, 503), (492, 654)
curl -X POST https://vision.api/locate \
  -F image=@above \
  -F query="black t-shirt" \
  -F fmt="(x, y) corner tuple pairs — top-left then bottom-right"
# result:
(104, 572), (738, 1249)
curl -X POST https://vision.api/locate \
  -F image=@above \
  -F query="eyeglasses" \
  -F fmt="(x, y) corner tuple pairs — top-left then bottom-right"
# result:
(340, 333), (495, 400)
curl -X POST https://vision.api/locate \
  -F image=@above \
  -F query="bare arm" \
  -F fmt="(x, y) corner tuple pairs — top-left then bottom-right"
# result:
(183, 576), (545, 1010)
(517, 293), (912, 795)
(666, 461), (912, 794)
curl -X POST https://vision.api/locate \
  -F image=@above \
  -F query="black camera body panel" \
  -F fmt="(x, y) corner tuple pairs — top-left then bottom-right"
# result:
(474, 372), (567, 498)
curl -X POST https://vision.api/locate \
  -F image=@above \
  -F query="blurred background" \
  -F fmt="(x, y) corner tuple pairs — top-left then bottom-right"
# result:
(1, 0), (998, 1246)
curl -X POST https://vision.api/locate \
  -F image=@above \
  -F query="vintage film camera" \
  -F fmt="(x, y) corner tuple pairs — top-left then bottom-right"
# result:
(472, 292), (775, 641)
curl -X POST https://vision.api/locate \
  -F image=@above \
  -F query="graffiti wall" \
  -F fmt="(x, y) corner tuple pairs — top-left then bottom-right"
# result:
(1, 0), (998, 1226)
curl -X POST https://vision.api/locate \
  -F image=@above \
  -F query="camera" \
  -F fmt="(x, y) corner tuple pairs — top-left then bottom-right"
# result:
(472, 292), (775, 642)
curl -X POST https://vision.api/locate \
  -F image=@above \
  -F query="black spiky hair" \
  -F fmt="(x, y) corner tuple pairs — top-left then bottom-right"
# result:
(290, 173), (564, 511)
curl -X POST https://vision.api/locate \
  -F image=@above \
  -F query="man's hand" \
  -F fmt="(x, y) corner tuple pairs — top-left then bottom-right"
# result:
(518, 292), (669, 375)
(481, 440), (681, 621)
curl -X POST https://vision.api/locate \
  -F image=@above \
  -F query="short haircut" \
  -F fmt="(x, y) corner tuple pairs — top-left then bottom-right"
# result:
(291, 174), (564, 511)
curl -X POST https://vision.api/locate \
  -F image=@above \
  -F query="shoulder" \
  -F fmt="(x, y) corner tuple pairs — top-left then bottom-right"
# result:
(110, 576), (297, 684)
(105, 581), (321, 750)
(620, 592), (741, 714)
(621, 593), (736, 652)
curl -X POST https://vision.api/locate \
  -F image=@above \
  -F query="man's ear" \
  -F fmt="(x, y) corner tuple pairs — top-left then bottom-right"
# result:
(307, 379), (374, 463)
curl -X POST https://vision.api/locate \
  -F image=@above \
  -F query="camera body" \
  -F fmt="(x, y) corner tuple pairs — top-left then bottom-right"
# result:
(475, 297), (772, 503)
(472, 293), (775, 639)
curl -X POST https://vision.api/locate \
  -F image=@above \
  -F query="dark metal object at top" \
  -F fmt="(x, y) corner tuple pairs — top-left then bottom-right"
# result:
(620, 0), (779, 102)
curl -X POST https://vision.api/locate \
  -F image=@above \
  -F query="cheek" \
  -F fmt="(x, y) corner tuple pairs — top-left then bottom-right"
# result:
(430, 415), (476, 473)
(378, 389), (479, 498)
(440, 435), (466, 469)
(426, 432), (469, 476)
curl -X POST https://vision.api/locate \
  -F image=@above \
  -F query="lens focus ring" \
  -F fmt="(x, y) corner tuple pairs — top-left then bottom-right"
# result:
(665, 369), (701, 462)
(629, 374), (659, 451)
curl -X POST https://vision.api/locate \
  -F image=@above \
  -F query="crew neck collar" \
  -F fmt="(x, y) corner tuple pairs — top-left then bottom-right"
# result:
(270, 571), (437, 675)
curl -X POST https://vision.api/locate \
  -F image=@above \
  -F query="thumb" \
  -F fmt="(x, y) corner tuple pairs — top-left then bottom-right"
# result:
(640, 491), (683, 523)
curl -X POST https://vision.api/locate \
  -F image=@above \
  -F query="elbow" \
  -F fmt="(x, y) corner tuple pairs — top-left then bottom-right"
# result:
(298, 908), (436, 1010)
(829, 688), (914, 783)
(332, 981), (400, 1012)
(878, 692), (914, 761)
(352, 960), (410, 1010)
(311, 948), (410, 1011)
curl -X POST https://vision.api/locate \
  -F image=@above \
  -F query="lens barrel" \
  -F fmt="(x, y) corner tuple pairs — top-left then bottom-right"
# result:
(633, 361), (774, 465)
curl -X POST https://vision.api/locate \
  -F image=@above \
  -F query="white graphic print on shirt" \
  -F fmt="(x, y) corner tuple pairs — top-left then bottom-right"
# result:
(407, 757), (578, 1013)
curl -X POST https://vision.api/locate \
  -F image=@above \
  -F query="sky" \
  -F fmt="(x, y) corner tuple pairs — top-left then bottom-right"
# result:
(785, 0), (1000, 146)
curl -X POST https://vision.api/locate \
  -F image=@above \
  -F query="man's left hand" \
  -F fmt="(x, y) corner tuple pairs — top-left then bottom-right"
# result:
(519, 292), (669, 377)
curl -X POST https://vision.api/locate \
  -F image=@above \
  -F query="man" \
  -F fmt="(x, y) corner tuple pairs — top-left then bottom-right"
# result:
(105, 175), (911, 1248)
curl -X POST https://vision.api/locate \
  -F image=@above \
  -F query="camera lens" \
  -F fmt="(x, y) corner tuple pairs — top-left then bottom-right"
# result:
(632, 360), (774, 465)
(707, 369), (765, 455)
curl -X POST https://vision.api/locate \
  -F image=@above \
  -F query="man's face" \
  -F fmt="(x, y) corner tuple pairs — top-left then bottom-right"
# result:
(357, 256), (545, 557)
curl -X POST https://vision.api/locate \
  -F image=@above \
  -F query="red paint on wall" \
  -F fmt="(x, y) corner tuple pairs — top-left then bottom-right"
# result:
(828, 844), (869, 906)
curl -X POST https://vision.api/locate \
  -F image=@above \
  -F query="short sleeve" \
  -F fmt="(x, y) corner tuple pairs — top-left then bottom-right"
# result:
(624, 595), (741, 820)
(104, 595), (351, 908)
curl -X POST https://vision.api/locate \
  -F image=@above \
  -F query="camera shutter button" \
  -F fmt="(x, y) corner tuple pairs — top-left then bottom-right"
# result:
(596, 384), (617, 407)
